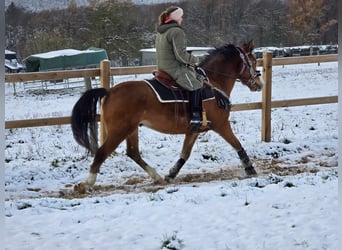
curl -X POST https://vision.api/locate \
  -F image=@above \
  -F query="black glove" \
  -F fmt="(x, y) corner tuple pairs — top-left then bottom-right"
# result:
(195, 66), (207, 78)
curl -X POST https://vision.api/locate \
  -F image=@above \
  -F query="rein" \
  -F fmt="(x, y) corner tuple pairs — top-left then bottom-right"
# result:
(201, 46), (261, 89)
(202, 67), (238, 79)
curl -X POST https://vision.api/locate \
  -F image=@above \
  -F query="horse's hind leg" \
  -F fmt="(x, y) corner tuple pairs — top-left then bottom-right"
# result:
(166, 133), (199, 180)
(126, 128), (164, 184)
(74, 132), (126, 193)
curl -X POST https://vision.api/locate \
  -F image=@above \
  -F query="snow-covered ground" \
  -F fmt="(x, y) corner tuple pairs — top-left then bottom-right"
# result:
(4, 62), (338, 249)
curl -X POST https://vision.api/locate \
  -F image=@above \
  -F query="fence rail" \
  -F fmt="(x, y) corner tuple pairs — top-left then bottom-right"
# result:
(5, 53), (338, 142)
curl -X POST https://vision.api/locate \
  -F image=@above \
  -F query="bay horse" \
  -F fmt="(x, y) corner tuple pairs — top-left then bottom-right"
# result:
(71, 40), (263, 193)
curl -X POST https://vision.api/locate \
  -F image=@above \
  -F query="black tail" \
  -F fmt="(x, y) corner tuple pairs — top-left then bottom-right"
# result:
(71, 88), (109, 152)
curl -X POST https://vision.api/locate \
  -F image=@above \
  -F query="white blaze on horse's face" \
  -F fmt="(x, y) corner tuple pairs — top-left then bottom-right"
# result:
(239, 50), (264, 92)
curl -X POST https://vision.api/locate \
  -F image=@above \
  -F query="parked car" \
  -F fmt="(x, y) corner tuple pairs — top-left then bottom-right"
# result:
(5, 50), (25, 73)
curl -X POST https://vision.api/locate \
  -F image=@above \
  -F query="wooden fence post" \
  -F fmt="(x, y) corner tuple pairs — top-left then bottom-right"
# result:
(100, 60), (111, 145)
(261, 52), (273, 142)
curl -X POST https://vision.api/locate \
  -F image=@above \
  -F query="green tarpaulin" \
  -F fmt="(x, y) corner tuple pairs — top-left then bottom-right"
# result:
(24, 48), (108, 72)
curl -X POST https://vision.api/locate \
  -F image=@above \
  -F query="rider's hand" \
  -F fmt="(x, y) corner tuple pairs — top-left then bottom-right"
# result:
(194, 66), (207, 78)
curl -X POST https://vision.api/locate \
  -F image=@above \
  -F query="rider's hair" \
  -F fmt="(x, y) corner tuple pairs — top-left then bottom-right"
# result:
(158, 6), (179, 26)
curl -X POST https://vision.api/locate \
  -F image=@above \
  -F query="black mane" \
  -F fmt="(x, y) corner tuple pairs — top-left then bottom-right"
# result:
(199, 44), (239, 67)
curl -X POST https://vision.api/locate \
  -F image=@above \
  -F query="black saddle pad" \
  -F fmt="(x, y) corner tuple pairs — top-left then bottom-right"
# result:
(144, 78), (215, 103)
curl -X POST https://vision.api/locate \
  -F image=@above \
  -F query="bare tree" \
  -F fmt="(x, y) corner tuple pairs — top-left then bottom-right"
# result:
(5, 0), (337, 65)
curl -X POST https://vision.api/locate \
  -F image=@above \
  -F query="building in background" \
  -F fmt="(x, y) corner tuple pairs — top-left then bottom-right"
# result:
(139, 47), (214, 66)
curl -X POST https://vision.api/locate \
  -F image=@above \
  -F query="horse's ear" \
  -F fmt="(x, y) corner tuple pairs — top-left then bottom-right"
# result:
(246, 40), (254, 52)
(241, 40), (254, 52)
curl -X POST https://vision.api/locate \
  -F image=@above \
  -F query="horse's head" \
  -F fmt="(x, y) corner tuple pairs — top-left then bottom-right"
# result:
(237, 40), (264, 92)
(200, 41), (263, 94)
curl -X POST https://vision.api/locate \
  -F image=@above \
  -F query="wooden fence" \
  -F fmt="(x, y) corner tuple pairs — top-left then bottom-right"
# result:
(5, 53), (338, 142)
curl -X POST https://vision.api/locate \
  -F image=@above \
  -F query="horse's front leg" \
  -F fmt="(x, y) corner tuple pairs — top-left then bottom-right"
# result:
(237, 147), (257, 175)
(214, 122), (257, 176)
(166, 133), (199, 180)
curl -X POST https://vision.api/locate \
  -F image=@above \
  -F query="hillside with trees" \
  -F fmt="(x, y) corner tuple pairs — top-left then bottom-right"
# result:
(5, 0), (337, 66)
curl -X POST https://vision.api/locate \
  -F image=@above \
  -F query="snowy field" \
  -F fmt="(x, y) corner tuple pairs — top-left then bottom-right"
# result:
(4, 62), (338, 249)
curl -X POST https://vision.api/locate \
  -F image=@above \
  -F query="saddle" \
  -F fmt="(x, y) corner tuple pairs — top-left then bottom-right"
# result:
(146, 70), (231, 110)
(152, 70), (180, 90)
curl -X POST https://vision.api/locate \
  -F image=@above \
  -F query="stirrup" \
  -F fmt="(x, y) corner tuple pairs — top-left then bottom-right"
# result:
(190, 119), (202, 126)
(190, 120), (202, 132)
(190, 119), (211, 132)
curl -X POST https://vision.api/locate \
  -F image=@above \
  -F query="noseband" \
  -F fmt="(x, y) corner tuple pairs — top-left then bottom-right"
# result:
(236, 47), (261, 89)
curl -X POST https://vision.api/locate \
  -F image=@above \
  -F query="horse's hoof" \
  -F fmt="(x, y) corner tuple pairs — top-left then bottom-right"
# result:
(245, 166), (257, 176)
(164, 175), (174, 183)
(154, 178), (167, 185)
(74, 182), (87, 194)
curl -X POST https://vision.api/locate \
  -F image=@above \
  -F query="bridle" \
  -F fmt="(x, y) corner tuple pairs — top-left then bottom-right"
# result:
(198, 46), (262, 91)
(235, 46), (262, 90)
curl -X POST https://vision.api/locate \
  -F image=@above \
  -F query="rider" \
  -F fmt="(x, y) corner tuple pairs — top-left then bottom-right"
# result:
(155, 6), (210, 131)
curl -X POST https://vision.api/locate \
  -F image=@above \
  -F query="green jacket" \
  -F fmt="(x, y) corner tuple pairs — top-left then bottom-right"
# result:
(155, 21), (202, 91)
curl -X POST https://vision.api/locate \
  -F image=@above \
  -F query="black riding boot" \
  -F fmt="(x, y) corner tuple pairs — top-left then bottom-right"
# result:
(189, 89), (203, 130)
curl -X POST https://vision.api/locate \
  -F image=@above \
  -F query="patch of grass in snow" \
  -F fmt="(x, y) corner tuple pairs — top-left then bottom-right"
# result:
(161, 231), (184, 250)
(282, 138), (292, 144)
(147, 193), (164, 202)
